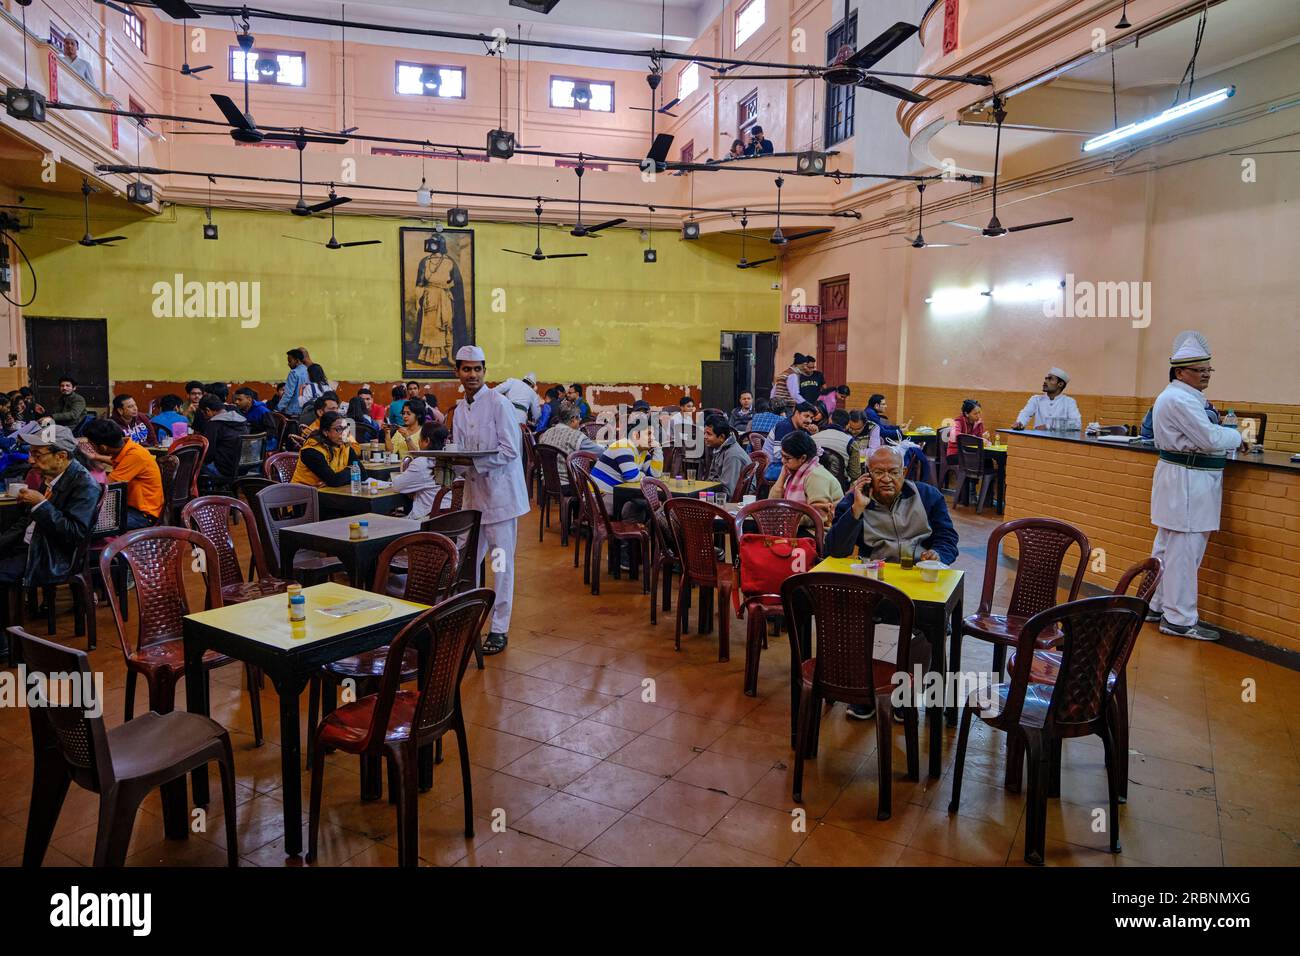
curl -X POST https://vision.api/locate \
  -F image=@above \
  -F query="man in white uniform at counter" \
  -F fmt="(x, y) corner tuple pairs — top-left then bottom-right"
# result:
(1012, 367), (1082, 431)
(495, 372), (540, 426)
(1147, 331), (1242, 642)
(449, 346), (530, 653)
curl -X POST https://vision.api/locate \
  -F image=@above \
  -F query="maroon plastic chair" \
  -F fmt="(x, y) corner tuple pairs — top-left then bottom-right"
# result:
(953, 433), (997, 512)
(14, 627), (239, 867)
(949, 595), (1146, 865)
(307, 589), (494, 866)
(782, 572), (922, 820)
(957, 517), (1091, 696)
(535, 443), (576, 544)
(747, 432), (766, 453)
(432, 478), (465, 513)
(575, 471), (650, 597)
(664, 497), (737, 661)
(566, 452), (599, 578)
(263, 451), (299, 483)
(641, 476), (680, 626)
(253, 482), (344, 584)
(181, 495), (290, 605)
(519, 423), (539, 502)
(729, 460), (760, 503)
(99, 527), (264, 746)
(165, 441), (206, 524)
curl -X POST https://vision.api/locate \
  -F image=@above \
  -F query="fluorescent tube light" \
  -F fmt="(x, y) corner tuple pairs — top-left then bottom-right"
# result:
(1082, 86), (1234, 152)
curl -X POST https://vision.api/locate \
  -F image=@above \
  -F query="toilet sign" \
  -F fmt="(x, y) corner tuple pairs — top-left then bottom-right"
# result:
(786, 305), (821, 324)
(525, 327), (560, 345)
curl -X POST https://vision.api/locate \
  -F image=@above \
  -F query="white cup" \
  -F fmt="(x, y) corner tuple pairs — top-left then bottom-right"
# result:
(741, 495), (757, 505)
(6, 483), (24, 498)
(917, 560), (944, 583)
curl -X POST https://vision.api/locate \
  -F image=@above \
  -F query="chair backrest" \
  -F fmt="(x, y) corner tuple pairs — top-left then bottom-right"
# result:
(640, 475), (670, 517)
(432, 478), (465, 513)
(747, 431), (766, 453)
(155, 456), (179, 525)
(566, 453), (598, 524)
(264, 451), (299, 483)
(170, 433), (209, 455)
(519, 423), (537, 473)
(781, 572), (916, 704)
(237, 433), (265, 470)
(420, 509), (482, 592)
(662, 445), (686, 478)
(729, 460), (759, 503)
(9, 627), (113, 793)
(535, 443), (567, 495)
(362, 589), (495, 753)
(748, 449), (770, 473)
(182, 494), (271, 589)
(979, 517), (1091, 619)
(266, 411), (287, 443)
(99, 527), (221, 656)
(1114, 556), (1163, 606)
(90, 481), (126, 539)
(580, 422), (604, 440)
(233, 476), (274, 512)
(353, 420), (381, 444)
(254, 482), (320, 570)
(284, 432), (306, 452)
(274, 412), (297, 450)
(1009, 595), (1146, 733)
(664, 497), (737, 585)
(576, 471), (617, 535)
(169, 443), (205, 504)
(73, 410), (97, 437)
(956, 433), (986, 472)
(904, 451), (933, 485)
(820, 449), (847, 488)
(845, 435), (871, 481)
(735, 499), (825, 554)
(372, 531), (460, 604)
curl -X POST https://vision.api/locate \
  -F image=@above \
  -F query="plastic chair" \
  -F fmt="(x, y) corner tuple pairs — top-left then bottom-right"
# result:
(263, 451), (298, 483)
(575, 471), (650, 597)
(566, 452), (599, 577)
(21, 481), (105, 645)
(949, 595), (1145, 865)
(236, 433), (266, 475)
(165, 441), (206, 524)
(580, 422), (605, 440)
(181, 495), (289, 605)
(519, 423), (539, 501)
(729, 460), (759, 503)
(642, 476), (681, 626)
(253, 483), (344, 583)
(420, 509), (485, 670)
(431, 478), (465, 513)
(535, 443), (576, 544)
(13, 627), (240, 867)
(664, 497), (737, 661)
(782, 572), (923, 819)
(307, 590), (494, 866)
(747, 432), (766, 453)
(820, 448), (847, 489)
(953, 433), (997, 512)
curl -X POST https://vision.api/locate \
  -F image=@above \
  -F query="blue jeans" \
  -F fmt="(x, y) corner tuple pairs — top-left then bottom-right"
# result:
(125, 507), (154, 530)
(202, 462), (223, 478)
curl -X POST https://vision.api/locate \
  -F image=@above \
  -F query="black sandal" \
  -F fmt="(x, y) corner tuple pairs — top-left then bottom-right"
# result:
(482, 632), (508, 655)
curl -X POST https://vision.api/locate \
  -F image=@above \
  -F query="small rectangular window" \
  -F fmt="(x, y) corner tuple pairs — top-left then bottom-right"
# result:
(738, 89), (759, 134)
(230, 47), (306, 87)
(735, 0), (765, 49)
(678, 63), (699, 100)
(128, 96), (150, 129)
(123, 10), (145, 52)
(395, 62), (466, 98)
(550, 76), (614, 112)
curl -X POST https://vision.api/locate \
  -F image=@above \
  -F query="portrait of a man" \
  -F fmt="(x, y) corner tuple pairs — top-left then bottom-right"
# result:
(400, 227), (474, 378)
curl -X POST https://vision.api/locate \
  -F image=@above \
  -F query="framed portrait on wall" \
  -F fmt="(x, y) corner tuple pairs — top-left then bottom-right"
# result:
(399, 227), (475, 378)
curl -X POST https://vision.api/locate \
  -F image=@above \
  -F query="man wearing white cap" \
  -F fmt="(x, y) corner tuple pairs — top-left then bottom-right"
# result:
(448, 346), (530, 653)
(1147, 331), (1242, 641)
(1012, 367), (1082, 431)
(494, 371), (541, 427)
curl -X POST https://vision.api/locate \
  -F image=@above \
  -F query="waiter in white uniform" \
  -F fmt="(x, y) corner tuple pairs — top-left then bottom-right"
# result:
(1013, 367), (1082, 431)
(449, 346), (530, 653)
(495, 372), (541, 426)
(1147, 331), (1242, 642)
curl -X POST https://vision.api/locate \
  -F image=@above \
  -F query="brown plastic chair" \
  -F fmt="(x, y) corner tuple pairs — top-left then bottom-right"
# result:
(953, 433), (997, 512)
(566, 452), (599, 577)
(662, 445), (686, 479)
(957, 517), (1091, 695)
(820, 448), (847, 488)
(66, 482), (121, 652)
(747, 431), (766, 453)
(263, 451), (298, 483)
(642, 476), (681, 626)
(535, 443), (576, 544)
(782, 572), (923, 819)
(575, 471), (650, 597)
(99, 527), (264, 745)
(155, 454), (180, 526)
(13, 627), (239, 867)
(949, 595), (1145, 865)
(664, 497), (737, 661)
(165, 441), (206, 523)
(729, 460), (760, 503)
(253, 482), (344, 583)
(580, 422), (605, 440)
(181, 495), (289, 604)
(307, 589), (494, 866)
(432, 478), (465, 513)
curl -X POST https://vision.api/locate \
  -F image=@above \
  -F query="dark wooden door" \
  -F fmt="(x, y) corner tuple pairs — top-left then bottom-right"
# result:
(754, 332), (778, 399)
(701, 360), (735, 412)
(817, 277), (849, 387)
(26, 317), (110, 410)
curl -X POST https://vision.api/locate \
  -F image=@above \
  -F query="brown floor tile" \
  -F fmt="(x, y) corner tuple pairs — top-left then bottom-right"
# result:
(563, 761), (666, 811)
(672, 750), (773, 797)
(546, 718), (639, 759)
(458, 828), (575, 867)
(678, 837), (784, 867)
(584, 814), (699, 866)
(513, 792), (624, 850)
(706, 800), (809, 862)
(501, 744), (601, 790)
(609, 734), (700, 777)
(792, 822), (907, 866)
(632, 779), (738, 835)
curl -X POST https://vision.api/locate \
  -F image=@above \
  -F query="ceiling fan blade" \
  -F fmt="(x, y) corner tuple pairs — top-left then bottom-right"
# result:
(941, 220), (984, 232)
(264, 133), (350, 146)
(646, 133), (674, 167)
(857, 76), (928, 104)
(210, 94), (255, 131)
(501, 249), (535, 257)
(783, 228), (834, 242)
(91, 236), (128, 245)
(1007, 217), (1074, 233)
(144, 62), (170, 70)
(543, 253), (589, 260)
(306, 195), (352, 214)
(719, 73), (815, 81)
(584, 218), (627, 234)
(845, 22), (919, 70)
(659, 98), (680, 112)
(921, 242), (969, 248)
(282, 235), (321, 244)
(187, 65), (214, 74)
(154, 0), (200, 18)
(338, 240), (382, 247)
(741, 257), (776, 268)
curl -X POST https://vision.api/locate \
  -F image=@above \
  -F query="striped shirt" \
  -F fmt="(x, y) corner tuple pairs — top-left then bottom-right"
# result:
(590, 439), (663, 493)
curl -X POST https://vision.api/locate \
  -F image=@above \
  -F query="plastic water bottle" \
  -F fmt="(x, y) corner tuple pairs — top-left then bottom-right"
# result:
(350, 462), (362, 494)
(1224, 409), (1238, 430)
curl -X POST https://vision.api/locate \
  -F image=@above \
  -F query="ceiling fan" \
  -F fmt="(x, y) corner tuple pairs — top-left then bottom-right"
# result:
(767, 177), (833, 245)
(568, 164), (626, 238)
(97, 0), (199, 20)
(282, 201), (379, 250)
(889, 183), (967, 249)
(941, 95), (1074, 238)
(630, 95), (680, 118)
(57, 181), (127, 247)
(735, 214), (774, 269)
(144, 17), (211, 78)
(289, 144), (351, 217)
(504, 204), (588, 261)
(713, 12), (928, 104)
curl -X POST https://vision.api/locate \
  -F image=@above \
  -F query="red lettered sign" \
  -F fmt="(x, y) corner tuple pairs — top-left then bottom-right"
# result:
(786, 305), (821, 324)
(943, 0), (959, 55)
(48, 50), (60, 103)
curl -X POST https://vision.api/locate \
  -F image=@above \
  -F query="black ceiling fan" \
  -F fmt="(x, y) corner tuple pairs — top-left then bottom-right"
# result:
(504, 204), (588, 261)
(568, 164), (626, 237)
(630, 96), (680, 118)
(765, 176), (834, 245)
(97, 0), (199, 20)
(942, 95), (1074, 238)
(735, 214), (774, 269)
(282, 200), (379, 250)
(289, 144), (351, 217)
(889, 183), (967, 249)
(144, 17), (211, 78)
(56, 180), (127, 247)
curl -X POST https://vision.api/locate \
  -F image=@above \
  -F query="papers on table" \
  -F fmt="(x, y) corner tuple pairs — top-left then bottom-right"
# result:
(315, 598), (388, 619)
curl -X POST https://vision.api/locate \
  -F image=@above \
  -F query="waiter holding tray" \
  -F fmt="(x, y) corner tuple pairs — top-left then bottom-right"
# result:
(444, 345), (529, 654)
(1147, 331), (1242, 642)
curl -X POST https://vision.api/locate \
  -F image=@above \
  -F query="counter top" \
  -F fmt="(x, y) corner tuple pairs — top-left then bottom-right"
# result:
(996, 428), (1300, 473)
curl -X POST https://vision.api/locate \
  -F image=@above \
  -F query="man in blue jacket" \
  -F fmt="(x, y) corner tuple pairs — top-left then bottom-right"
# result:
(827, 445), (959, 720)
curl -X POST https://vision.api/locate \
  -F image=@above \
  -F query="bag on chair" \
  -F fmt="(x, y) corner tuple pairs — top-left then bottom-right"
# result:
(733, 534), (819, 613)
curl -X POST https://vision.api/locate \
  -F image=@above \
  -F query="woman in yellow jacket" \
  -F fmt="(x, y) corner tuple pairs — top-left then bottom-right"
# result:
(291, 411), (361, 486)
(384, 397), (429, 459)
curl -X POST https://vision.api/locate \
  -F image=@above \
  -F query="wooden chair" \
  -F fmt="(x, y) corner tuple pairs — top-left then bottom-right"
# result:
(949, 595), (1145, 865)
(253, 483), (344, 583)
(575, 471), (650, 597)
(307, 590), (494, 866)
(13, 627), (239, 867)
(664, 497), (737, 661)
(181, 495), (289, 605)
(263, 451), (298, 483)
(99, 527), (263, 745)
(783, 572), (924, 820)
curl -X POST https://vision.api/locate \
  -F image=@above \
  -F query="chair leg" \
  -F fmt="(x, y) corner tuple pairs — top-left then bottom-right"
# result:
(391, 749), (419, 867)
(792, 685), (813, 803)
(216, 734), (239, 866)
(590, 533), (603, 596)
(1100, 724), (1123, 854)
(901, 700), (920, 782)
(1048, 738), (1063, 798)
(246, 664), (264, 747)
(455, 713), (475, 838)
(640, 538), (650, 594)
(649, 556), (660, 625)
(743, 610), (763, 697)
(123, 669), (138, 722)
(876, 693), (893, 821)
(1005, 731), (1025, 794)
(947, 705), (975, 813)
(92, 787), (146, 867)
(1023, 730), (1049, 866)
(991, 643), (1007, 682)
(674, 576), (688, 651)
(305, 732), (328, 863)
(22, 748), (71, 866)
(716, 582), (732, 662)
(1114, 673), (1130, 803)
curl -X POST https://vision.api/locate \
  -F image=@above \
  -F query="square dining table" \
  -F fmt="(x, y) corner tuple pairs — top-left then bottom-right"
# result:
(808, 556), (965, 778)
(182, 582), (430, 856)
(317, 484), (406, 517)
(279, 513), (422, 588)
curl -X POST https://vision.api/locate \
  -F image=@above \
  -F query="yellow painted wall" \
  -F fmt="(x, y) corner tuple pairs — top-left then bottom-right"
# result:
(23, 200), (780, 384)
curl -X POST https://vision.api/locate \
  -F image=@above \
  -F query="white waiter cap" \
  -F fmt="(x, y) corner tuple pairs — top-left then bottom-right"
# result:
(1170, 331), (1211, 367)
(455, 345), (486, 363)
(522, 371), (538, 385)
(1047, 366), (1070, 384)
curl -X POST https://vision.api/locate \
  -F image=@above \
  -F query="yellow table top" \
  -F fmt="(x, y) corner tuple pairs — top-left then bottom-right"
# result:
(284, 514), (422, 542)
(317, 485), (403, 499)
(617, 478), (721, 492)
(811, 556), (964, 604)
(186, 581), (428, 650)
(904, 430), (937, 437)
(363, 460), (399, 470)
(987, 444), (1008, 453)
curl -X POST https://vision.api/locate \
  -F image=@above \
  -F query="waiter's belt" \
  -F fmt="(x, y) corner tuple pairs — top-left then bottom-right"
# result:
(1158, 450), (1227, 471)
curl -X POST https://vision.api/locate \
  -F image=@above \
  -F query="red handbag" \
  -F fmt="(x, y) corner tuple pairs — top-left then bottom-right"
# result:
(734, 534), (818, 612)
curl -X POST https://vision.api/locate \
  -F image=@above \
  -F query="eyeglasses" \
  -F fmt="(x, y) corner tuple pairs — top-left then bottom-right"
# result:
(868, 468), (903, 479)
(1183, 366), (1215, 374)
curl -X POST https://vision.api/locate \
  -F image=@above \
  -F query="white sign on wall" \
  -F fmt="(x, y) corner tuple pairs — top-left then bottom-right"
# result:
(525, 327), (560, 345)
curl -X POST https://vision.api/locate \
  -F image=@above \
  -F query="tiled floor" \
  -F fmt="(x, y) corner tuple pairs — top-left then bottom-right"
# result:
(2, 503), (1298, 867)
